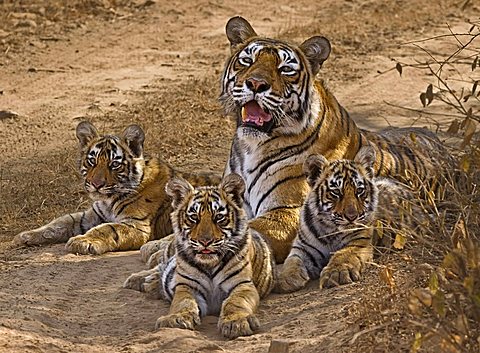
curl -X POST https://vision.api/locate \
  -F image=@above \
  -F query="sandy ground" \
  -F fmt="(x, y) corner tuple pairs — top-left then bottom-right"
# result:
(0, 0), (478, 352)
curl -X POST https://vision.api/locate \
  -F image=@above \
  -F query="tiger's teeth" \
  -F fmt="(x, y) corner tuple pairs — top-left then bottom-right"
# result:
(241, 106), (247, 121)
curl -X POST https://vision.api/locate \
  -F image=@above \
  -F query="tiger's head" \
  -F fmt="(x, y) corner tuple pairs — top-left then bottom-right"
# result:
(303, 147), (379, 230)
(166, 173), (248, 268)
(76, 121), (145, 200)
(220, 16), (331, 139)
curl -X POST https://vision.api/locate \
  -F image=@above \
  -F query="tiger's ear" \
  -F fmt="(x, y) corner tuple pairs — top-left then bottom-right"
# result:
(304, 154), (329, 188)
(220, 173), (245, 207)
(354, 146), (376, 178)
(166, 177), (194, 209)
(76, 121), (99, 149)
(122, 124), (145, 158)
(299, 36), (331, 76)
(226, 16), (257, 50)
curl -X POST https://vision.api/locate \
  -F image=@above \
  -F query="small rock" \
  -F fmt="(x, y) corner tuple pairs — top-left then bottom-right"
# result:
(0, 30), (10, 39)
(10, 12), (37, 21)
(268, 340), (290, 353)
(14, 19), (37, 29)
(29, 40), (47, 49)
(0, 110), (19, 120)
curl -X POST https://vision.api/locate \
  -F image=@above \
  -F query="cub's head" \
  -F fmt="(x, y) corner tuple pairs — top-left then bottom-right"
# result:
(303, 147), (378, 229)
(76, 121), (145, 200)
(166, 174), (248, 268)
(220, 16), (331, 139)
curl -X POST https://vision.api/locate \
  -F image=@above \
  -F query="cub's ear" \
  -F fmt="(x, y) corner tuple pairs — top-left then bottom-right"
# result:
(299, 36), (331, 76)
(354, 146), (376, 178)
(166, 177), (194, 209)
(226, 16), (257, 50)
(220, 173), (245, 207)
(76, 121), (99, 149)
(304, 154), (329, 188)
(122, 124), (145, 158)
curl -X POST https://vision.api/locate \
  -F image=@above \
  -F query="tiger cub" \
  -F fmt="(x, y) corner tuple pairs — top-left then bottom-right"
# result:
(276, 147), (422, 292)
(14, 121), (219, 255)
(124, 174), (275, 339)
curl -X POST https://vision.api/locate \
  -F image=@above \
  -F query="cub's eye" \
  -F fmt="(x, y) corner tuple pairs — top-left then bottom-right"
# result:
(110, 161), (122, 169)
(238, 57), (253, 66)
(279, 66), (295, 75)
(187, 213), (199, 223)
(329, 189), (342, 199)
(356, 186), (365, 196)
(87, 157), (96, 166)
(214, 214), (227, 223)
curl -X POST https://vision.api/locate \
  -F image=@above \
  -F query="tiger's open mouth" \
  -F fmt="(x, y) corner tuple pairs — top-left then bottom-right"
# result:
(241, 101), (275, 133)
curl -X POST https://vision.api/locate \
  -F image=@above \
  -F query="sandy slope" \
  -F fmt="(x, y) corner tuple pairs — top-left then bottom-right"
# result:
(0, 0), (477, 352)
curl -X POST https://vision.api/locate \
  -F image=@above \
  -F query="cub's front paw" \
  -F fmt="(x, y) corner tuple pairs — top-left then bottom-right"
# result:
(66, 233), (113, 255)
(123, 268), (161, 298)
(14, 227), (58, 246)
(218, 314), (260, 339)
(319, 259), (362, 289)
(274, 257), (309, 293)
(140, 240), (163, 263)
(155, 312), (200, 330)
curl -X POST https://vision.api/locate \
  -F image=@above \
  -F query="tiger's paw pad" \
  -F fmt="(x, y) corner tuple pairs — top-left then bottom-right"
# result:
(218, 314), (260, 339)
(66, 235), (110, 255)
(155, 312), (200, 330)
(319, 263), (362, 289)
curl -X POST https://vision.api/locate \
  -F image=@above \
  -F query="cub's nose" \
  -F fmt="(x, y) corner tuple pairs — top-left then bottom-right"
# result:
(245, 78), (270, 93)
(90, 179), (106, 190)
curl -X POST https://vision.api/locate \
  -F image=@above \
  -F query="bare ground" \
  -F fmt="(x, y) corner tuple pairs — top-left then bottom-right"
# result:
(0, 0), (479, 352)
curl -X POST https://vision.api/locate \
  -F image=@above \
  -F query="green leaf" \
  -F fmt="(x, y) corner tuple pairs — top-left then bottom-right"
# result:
(429, 272), (439, 294)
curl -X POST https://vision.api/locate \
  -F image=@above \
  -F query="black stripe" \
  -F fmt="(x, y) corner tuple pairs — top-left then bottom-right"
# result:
(177, 272), (209, 299)
(108, 224), (119, 242)
(113, 194), (143, 216)
(219, 261), (249, 286)
(92, 204), (106, 222)
(225, 279), (253, 297)
(78, 212), (86, 234)
(254, 174), (304, 215)
(247, 109), (326, 193)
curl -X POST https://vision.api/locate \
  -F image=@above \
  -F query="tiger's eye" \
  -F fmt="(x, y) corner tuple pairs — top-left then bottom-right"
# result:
(110, 161), (122, 169)
(238, 57), (253, 66)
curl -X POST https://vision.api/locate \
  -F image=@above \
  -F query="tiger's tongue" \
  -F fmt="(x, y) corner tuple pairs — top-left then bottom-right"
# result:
(241, 101), (272, 126)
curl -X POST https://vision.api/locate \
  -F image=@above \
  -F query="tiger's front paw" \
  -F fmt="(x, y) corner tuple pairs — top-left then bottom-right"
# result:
(14, 227), (61, 246)
(123, 268), (162, 299)
(319, 258), (362, 289)
(66, 232), (114, 255)
(155, 312), (200, 330)
(274, 257), (309, 293)
(218, 314), (260, 339)
(140, 240), (163, 263)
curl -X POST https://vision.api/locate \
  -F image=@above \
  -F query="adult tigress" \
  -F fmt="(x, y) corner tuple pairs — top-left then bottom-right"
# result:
(14, 121), (220, 255)
(220, 16), (451, 263)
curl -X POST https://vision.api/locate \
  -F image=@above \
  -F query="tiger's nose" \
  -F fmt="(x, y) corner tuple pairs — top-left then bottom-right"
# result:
(199, 238), (213, 247)
(344, 205), (358, 222)
(90, 179), (106, 190)
(245, 78), (270, 93)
